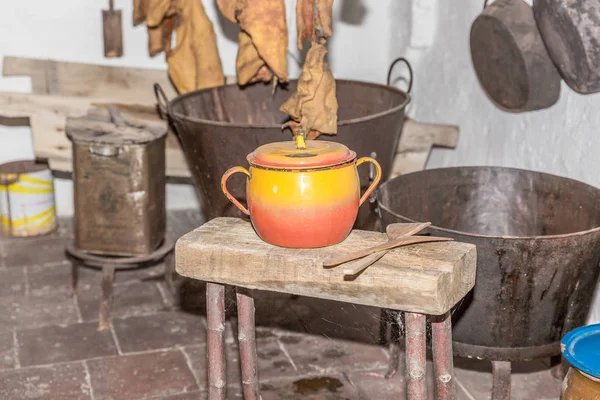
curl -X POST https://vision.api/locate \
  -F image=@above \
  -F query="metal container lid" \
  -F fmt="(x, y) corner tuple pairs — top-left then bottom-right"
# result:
(248, 139), (356, 169)
(66, 105), (168, 146)
(0, 160), (49, 185)
(562, 323), (600, 379)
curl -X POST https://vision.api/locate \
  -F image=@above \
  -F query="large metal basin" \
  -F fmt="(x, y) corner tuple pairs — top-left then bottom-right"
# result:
(377, 166), (600, 361)
(155, 80), (409, 228)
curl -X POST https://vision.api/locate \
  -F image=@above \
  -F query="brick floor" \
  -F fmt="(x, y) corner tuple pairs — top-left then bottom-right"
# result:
(0, 210), (564, 400)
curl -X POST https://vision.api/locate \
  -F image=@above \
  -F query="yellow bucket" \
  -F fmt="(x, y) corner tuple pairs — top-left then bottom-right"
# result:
(0, 160), (57, 237)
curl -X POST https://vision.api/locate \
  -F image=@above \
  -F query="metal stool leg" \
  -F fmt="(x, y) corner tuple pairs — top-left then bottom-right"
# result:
(236, 288), (260, 400)
(164, 250), (176, 295)
(68, 260), (79, 297)
(491, 360), (511, 400)
(98, 265), (115, 331)
(432, 312), (455, 400)
(405, 312), (427, 400)
(207, 283), (226, 400)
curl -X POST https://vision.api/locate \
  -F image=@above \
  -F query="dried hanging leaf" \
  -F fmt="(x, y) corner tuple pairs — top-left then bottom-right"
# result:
(133, 0), (149, 25)
(316, 0), (333, 37)
(162, 14), (177, 58)
(280, 42), (338, 139)
(295, 0), (334, 50)
(167, 0), (225, 92)
(147, 0), (172, 27)
(236, 31), (273, 85)
(236, 0), (288, 82)
(296, 0), (313, 50)
(188, 0), (226, 89)
(148, 25), (164, 56)
(216, 0), (237, 22)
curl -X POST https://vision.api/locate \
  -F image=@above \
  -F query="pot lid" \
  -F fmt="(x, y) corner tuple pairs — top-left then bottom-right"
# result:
(248, 139), (356, 169)
(561, 323), (600, 379)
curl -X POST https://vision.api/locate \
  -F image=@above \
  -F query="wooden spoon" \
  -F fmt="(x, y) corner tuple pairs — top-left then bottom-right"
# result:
(341, 222), (431, 276)
(323, 232), (452, 267)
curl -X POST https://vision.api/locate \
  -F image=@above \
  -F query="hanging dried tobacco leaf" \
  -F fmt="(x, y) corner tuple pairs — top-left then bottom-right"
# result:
(133, 0), (150, 25)
(280, 42), (338, 139)
(216, 0), (237, 22)
(162, 14), (177, 58)
(295, 0), (334, 50)
(236, 0), (288, 82)
(147, 24), (164, 56)
(236, 30), (273, 85)
(164, 0), (225, 93)
(147, 0), (172, 27)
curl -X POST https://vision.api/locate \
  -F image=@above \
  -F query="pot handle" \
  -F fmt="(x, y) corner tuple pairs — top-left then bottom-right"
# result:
(387, 57), (413, 93)
(154, 83), (173, 120)
(221, 166), (251, 216)
(356, 157), (382, 206)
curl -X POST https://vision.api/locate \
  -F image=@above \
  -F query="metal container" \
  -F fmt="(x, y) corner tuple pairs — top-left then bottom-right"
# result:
(221, 137), (382, 248)
(0, 160), (57, 237)
(154, 78), (410, 229)
(377, 167), (600, 361)
(470, 0), (561, 112)
(66, 107), (168, 256)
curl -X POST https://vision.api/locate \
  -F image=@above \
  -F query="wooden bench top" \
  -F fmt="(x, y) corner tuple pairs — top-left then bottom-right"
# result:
(175, 217), (477, 315)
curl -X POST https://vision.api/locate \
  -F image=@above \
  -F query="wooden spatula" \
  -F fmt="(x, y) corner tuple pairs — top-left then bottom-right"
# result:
(341, 222), (431, 276)
(323, 231), (452, 267)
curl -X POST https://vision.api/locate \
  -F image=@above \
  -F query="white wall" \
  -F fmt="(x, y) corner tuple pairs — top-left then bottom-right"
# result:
(1, 0), (599, 321)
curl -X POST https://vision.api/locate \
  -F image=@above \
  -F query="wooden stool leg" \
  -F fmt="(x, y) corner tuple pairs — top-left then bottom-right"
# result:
(207, 283), (226, 400)
(98, 265), (115, 331)
(432, 312), (455, 400)
(491, 360), (511, 400)
(405, 312), (427, 400)
(68, 260), (79, 297)
(236, 288), (260, 400)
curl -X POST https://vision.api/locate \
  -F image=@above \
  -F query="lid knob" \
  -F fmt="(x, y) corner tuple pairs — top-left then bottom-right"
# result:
(294, 130), (306, 149)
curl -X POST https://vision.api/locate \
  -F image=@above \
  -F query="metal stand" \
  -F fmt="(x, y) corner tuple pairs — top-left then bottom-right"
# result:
(66, 237), (175, 331)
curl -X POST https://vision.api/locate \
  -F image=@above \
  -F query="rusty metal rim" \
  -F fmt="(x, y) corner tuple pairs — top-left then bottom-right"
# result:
(377, 166), (600, 241)
(65, 237), (174, 270)
(158, 79), (411, 129)
(453, 339), (560, 361)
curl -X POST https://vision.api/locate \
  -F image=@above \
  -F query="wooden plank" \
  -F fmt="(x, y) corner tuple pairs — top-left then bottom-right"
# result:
(175, 217), (477, 315)
(390, 118), (460, 178)
(3, 56), (178, 101)
(0, 91), (189, 177)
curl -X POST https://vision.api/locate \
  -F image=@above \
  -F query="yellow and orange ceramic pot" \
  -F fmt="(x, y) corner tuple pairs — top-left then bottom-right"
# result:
(220, 136), (381, 248)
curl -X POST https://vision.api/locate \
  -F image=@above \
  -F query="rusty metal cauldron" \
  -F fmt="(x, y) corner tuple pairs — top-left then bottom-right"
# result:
(154, 60), (412, 228)
(376, 167), (600, 361)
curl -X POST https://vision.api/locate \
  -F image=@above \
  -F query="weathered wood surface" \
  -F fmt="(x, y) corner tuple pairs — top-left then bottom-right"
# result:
(175, 218), (477, 315)
(2, 56), (178, 101)
(390, 118), (459, 178)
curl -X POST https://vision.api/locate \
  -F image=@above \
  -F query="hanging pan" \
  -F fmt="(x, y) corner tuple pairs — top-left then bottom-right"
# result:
(470, 0), (562, 112)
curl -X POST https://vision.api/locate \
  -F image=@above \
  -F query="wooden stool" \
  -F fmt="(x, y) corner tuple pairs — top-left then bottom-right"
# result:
(175, 218), (477, 400)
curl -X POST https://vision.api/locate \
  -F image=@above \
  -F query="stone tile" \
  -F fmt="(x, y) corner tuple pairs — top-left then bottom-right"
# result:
(0, 292), (78, 333)
(0, 331), (15, 369)
(27, 262), (73, 296)
(1, 235), (69, 268)
(0, 361), (91, 399)
(112, 310), (206, 353)
(17, 322), (118, 367)
(453, 358), (562, 400)
(260, 375), (360, 400)
(283, 333), (388, 375)
(87, 350), (198, 399)
(158, 391), (208, 399)
(0, 267), (25, 296)
(185, 336), (297, 393)
(76, 280), (167, 322)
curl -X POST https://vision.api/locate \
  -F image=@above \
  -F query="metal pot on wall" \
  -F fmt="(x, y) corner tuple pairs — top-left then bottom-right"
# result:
(470, 0), (562, 112)
(533, 0), (600, 94)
